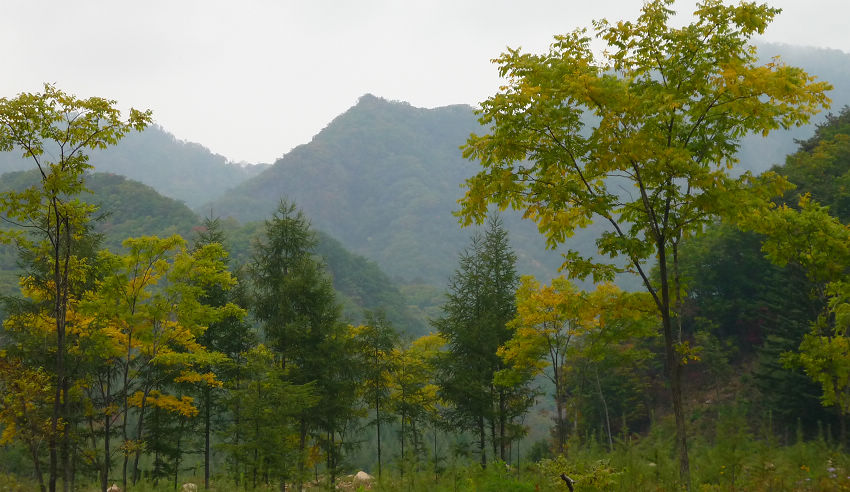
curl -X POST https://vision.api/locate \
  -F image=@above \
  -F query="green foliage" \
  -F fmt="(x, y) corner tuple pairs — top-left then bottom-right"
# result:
(315, 232), (425, 335)
(248, 199), (361, 485)
(459, 1), (831, 484)
(0, 83), (151, 491)
(219, 344), (317, 487)
(434, 216), (523, 464)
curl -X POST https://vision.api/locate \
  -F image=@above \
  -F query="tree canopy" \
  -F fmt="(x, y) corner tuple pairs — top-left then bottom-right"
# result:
(458, 0), (831, 485)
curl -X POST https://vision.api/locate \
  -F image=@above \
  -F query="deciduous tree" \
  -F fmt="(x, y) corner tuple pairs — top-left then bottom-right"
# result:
(458, 1), (830, 484)
(0, 84), (150, 492)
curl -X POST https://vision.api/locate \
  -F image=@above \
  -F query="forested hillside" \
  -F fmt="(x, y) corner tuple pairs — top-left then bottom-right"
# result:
(0, 125), (268, 208)
(0, 170), (422, 334)
(207, 94), (588, 284)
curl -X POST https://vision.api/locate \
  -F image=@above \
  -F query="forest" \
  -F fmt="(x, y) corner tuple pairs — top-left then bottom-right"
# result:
(3, 1), (850, 491)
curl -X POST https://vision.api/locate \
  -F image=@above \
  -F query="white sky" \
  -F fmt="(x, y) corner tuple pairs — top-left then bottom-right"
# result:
(1, 0), (847, 164)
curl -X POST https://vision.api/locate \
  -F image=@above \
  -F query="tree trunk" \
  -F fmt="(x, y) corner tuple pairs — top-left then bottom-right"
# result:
(120, 332), (133, 491)
(204, 385), (211, 489)
(297, 418), (307, 491)
(131, 389), (150, 485)
(433, 425), (438, 482)
(499, 392), (507, 461)
(61, 381), (72, 492)
(595, 366), (613, 452)
(101, 371), (112, 492)
(478, 416), (486, 468)
(48, 212), (68, 492)
(658, 244), (690, 489)
(489, 413), (497, 462)
(173, 418), (184, 492)
(376, 394), (382, 478)
(32, 440), (46, 492)
(400, 410), (406, 478)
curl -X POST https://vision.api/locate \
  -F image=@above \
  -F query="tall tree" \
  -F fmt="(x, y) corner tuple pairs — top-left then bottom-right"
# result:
(81, 235), (239, 489)
(250, 200), (355, 488)
(191, 215), (254, 490)
(434, 215), (519, 466)
(458, 1), (830, 484)
(351, 311), (399, 478)
(0, 84), (151, 492)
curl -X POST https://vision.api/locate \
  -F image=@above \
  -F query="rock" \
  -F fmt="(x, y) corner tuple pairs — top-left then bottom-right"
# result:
(354, 471), (373, 481)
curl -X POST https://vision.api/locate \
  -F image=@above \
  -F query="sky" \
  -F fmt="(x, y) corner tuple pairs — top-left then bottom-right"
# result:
(2, 0), (848, 164)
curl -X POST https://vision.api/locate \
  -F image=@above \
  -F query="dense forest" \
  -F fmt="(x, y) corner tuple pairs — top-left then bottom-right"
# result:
(4, 2), (850, 491)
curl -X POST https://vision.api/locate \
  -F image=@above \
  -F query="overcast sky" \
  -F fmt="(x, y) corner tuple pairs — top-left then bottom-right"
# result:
(2, 0), (847, 164)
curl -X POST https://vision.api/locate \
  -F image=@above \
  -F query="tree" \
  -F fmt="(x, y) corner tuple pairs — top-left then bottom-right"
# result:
(220, 345), (316, 489)
(388, 333), (444, 478)
(458, 1), (830, 484)
(351, 311), (399, 478)
(191, 215), (254, 490)
(434, 215), (519, 466)
(743, 195), (850, 446)
(500, 277), (655, 453)
(249, 199), (357, 488)
(0, 84), (151, 492)
(81, 235), (239, 489)
(498, 276), (585, 454)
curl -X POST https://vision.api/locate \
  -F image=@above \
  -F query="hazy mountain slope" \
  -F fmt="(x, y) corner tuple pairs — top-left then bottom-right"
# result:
(0, 125), (269, 208)
(207, 94), (570, 285)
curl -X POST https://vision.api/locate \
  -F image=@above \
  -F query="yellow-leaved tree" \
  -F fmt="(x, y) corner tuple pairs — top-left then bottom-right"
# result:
(459, 1), (830, 484)
(81, 235), (241, 490)
(0, 84), (150, 492)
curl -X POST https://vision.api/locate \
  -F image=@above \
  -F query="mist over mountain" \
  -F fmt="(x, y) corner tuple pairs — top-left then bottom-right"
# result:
(0, 125), (269, 208)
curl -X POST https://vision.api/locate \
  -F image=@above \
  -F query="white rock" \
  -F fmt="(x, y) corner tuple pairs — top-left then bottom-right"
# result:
(355, 471), (373, 481)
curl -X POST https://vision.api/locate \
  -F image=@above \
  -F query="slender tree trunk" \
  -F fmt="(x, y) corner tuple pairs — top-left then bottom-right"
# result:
(400, 411), (406, 478)
(101, 371), (112, 492)
(173, 418), (184, 492)
(48, 212), (68, 492)
(489, 413), (497, 462)
(234, 375), (241, 487)
(478, 416), (486, 468)
(131, 389), (150, 485)
(121, 332), (133, 491)
(328, 430), (336, 487)
(595, 366), (613, 452)
(658, 245), (690, 489)
(552, 356), (567, 454)
(376, 394), (382, 478)
(297, 418), (307, 491)
(499, 391), (507, 461)
(204, 385), (211, 489)
(433, 425), (438, 482)
(61, 382), (71, 492)
(32, 441), (47, 492)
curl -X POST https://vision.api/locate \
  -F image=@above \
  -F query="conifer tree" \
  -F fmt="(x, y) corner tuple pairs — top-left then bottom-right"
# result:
(434, 215), (519, 466)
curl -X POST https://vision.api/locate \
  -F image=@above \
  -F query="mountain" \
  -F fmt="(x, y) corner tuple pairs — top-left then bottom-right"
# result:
(0, 125), (269, 208)
(205, 94), (570, 285)
(206, 44), (850, 287)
